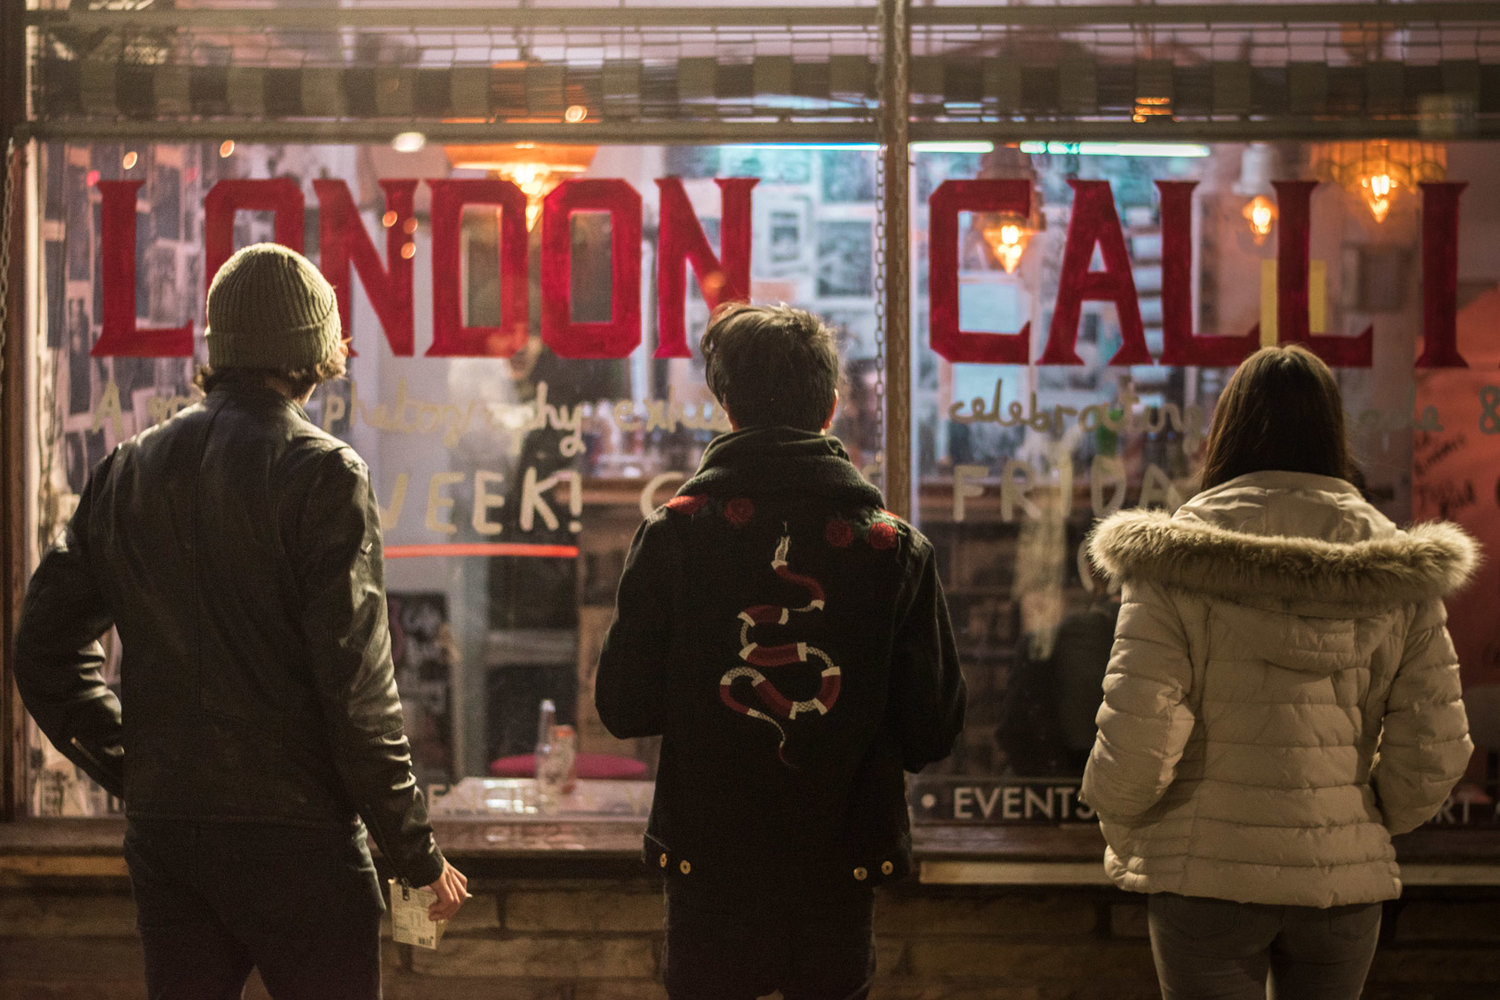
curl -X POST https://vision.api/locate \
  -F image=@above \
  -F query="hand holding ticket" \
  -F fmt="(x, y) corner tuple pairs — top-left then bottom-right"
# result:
(388, 879), (447, 950)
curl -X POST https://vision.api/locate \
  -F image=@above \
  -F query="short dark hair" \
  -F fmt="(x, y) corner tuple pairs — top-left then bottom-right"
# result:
(700, 303), (840, 432)
(193, 353), (348, 397)
(1198, 344), (1354, 490)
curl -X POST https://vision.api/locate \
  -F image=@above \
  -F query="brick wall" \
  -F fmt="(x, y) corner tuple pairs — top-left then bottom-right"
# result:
(4, 875), (1500, 999)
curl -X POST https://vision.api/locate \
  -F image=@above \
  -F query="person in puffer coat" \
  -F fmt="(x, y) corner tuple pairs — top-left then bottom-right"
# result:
(1080, 344), (1476, 1000)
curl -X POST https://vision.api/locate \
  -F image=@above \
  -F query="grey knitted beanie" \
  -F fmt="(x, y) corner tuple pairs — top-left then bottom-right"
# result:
(205, 243), (343, 370)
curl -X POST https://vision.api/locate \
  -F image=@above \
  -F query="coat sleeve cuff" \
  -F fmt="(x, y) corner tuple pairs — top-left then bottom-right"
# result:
(393, 847), (446, 890)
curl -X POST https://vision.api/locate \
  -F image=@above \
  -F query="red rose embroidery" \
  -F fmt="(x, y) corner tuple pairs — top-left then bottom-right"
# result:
(666, 495), (707, 515)
(867, 519), (898, 550)
(724, 497), (755, 525)
(825, 518), (854, 547)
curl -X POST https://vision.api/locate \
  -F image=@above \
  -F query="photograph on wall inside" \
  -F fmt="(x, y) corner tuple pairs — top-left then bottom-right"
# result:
(816, 219), (875, 298)
(819, 148), (876, 203)
(387, 592), (457, 787)
(66, 298), (93, 415)
(723, 146), (813, 186)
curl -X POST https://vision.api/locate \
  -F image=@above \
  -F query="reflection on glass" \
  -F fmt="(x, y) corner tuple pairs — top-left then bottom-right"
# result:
(26, 140), (884, 815)
(23, 140), (1500, 827)
(908, 142), (1497, 830)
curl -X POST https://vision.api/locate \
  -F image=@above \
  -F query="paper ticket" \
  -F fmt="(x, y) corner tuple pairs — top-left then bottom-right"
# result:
(388, 878), (446, 950)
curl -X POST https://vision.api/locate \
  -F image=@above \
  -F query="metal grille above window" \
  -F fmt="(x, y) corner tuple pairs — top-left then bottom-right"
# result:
(17, 2), (1500, 142)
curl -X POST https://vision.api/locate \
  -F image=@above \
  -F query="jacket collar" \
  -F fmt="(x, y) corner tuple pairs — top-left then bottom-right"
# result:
(208, 378), (311, 421)
(678, 426), (885, 507)
(1088, 471), (1479, 608)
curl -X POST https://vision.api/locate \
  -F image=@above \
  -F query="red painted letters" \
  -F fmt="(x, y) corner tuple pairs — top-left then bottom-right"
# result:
(91, 175), (1468, 368)
(427, 179), (530, 358)
(91, 181), (193, 357)
(1042, 179), (1151, 366)
(655, 177), (757, 358)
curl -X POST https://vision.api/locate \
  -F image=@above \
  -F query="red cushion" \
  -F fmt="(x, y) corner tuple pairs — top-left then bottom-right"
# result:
(488, 751), (649, 780)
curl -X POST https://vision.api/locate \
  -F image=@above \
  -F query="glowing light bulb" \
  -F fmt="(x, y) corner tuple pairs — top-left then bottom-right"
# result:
(982, 218), (1031, 274)
(391, 132), (426, 153)
(1360, 172), (1396, 223)
(1242, 195), (1276, 244)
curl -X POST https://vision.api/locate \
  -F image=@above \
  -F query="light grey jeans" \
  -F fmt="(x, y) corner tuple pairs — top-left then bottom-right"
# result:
(1146, 892), (1382, 1000)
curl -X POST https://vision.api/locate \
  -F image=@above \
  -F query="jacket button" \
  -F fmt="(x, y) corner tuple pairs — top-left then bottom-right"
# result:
(880, 861), (894, 875)
(658, 853), (668, 868)
(679, 860), (692, 875)
(853, 866), (868, 881)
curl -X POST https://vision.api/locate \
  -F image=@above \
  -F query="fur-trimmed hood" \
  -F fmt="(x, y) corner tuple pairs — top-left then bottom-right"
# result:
(1088, 471), (1479, 610)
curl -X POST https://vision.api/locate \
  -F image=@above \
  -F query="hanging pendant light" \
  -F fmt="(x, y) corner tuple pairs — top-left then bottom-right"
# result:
(976, 144), (1045, 274)
(981, 214), (1034, 274)
(1309, 140), (1446, 224)
(1233, 143), (1279, 245)
(443, 138), (597, 230)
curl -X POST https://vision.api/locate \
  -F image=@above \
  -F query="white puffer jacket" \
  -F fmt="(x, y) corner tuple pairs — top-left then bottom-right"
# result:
(1080, 470), (1477, 907)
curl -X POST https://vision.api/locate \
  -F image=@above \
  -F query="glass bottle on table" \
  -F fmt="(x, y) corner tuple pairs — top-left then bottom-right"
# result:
(534, 699), (569, 812)
(551, 724), (578, 794)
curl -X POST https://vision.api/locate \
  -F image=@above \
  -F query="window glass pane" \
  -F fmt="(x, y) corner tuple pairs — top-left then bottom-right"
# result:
(27, 138), (1500, 830)
(909, 141), (1499, 829)
(26, 140), (881, 816)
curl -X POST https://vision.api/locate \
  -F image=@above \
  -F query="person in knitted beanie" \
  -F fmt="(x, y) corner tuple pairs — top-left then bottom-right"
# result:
(16, 242), (469, 1000)
(198, 241), (348, 396)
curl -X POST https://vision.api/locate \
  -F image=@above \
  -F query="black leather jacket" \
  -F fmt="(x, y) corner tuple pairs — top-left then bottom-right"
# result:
(15, 380), (444, 887)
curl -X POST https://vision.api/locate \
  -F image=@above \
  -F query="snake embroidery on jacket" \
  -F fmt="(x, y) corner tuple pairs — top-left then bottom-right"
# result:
(718, 533), (842, 765)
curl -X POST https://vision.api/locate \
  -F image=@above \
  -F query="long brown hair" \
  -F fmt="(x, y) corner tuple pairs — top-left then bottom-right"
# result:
(1198, 344), (1354, 490)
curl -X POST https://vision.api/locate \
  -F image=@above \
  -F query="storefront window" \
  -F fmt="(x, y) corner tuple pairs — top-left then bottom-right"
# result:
(23, 137), (1500, 828)
(26, 139), (884, 815)
(906, 140), (1500, 829)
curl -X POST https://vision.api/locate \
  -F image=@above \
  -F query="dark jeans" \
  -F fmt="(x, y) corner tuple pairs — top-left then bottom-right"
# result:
(1147, 892), (1382, 1000)
(663, 882), (876, 1000)
(123, 817), (386, 1000)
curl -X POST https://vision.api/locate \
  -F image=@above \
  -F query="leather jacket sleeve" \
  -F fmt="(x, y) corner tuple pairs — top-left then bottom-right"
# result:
(295, 448), (444, 888)
(15, 457), (127, 800)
